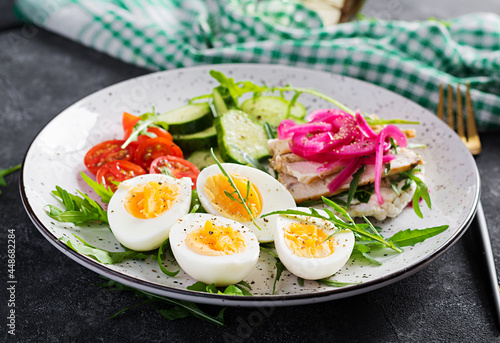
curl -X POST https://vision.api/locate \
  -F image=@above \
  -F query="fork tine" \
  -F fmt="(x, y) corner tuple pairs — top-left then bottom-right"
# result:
(456, 85), (466, 144)
(447, 84), (454, 130)
(465, 83), (482, 155)
(437, 85), (444, 121)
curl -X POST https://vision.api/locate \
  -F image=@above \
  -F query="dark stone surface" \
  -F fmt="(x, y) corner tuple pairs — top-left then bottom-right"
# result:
(1, 1), (500, 342)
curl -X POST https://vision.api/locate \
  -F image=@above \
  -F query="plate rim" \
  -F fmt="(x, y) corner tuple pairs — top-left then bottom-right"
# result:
(19, 63), (481, 307)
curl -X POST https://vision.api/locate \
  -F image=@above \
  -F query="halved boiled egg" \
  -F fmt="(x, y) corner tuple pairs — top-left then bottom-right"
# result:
(196, 163), (296, 242)
(107, 174), (192, 251)
(169, 213), (260, 286)
(274, 207), (355, 280)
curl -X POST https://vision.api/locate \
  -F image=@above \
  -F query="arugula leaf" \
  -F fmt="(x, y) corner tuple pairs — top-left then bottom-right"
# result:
(353, 243), (370, 254)
(389, 137), (398, 154)
(186, 281), (252, 296)
(81, 172), (113, 204)
(272, 86), (354, 115)
(222, 285), (244, 296)
(186, 281), (208, 292)
(354, 186), (374, 203)
(208, 70), (354, 115)
(46, 186), (108, 225)
(206, 283), (219, 294)
(407, 143), (427, 149)
(264, 122), (277, 139)
(160, 166), (174, 177)
(388, 225), (449, 247)
(346, 165), (365, 208)
(297, 277), (305, 287)
(190, 189), (206, 214)
(62, 234), (148, 264)
(317, 279), (359, 287)
(157, 238), (180, 277)
(364, 117), (420, 126)
(389, 179), (400, 195)
(0, 164), (21, 194)
(209, 70), (266, 108)
(260, 245), (285, 294)
(286, 91), (303, 118)
(399, 168), (431, 218)
(236, 280), (252, 293)
(97, 278), (226, 326)
(351, 243), (383, 265)
(360, 252), (383, 266)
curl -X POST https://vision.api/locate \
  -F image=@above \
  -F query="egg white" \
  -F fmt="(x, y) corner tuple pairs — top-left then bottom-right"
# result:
(169, 213), (260, 286)
(274, 207), (355, 280)
(107, 174), (192, 251)
(196, 163), (296, 243)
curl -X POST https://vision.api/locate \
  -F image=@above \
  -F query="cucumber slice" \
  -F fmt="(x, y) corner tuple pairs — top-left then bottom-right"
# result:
(241, 96), (306, 126)
(173, 125), (217, 154)
(212, 86), (235, 117)
(187, 149), (223, 170)
(215, 110), (269, 164)
(157, 103), (213, 135)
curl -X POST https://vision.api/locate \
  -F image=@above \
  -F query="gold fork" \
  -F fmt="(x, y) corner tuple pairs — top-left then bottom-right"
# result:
(437, 83), (482, 155)
(437, 84), (500, 325)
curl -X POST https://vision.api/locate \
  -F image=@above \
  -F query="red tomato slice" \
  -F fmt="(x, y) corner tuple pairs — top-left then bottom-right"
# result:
(122, 112), (140, 137)
(125, 125), (173, 143)
(134, 137), (183, 170)
(147, 127), (173, 141)
(150, 155), (200, 189)
(96, 160), (146, 192)
(134, 127), (174, 144)
(84, 140), (136, 174)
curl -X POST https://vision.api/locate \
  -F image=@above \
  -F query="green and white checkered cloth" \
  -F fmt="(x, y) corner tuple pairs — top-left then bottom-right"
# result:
(14, 0), (500, 130)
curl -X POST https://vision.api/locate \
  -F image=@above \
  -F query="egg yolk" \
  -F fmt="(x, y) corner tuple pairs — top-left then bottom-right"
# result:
(124, 181), (179, 219)
(185, 220), (246, 256)
(284, 223), (337, 258)
(203, 173), (262, 222)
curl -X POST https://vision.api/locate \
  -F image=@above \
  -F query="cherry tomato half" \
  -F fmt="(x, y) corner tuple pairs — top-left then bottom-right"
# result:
(96, 160), (146, 192)
(132, 127), (174, 144)
(133, 137), (183, 171)
(122, 112), (140, 136)
(84, 140), (136, 174)
(146, 127), (173, 141)
(150, 155), (200, 189)
(122, 112), (173, 142)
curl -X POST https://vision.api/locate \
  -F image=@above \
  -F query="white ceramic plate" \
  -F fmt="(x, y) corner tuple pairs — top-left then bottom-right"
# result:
(21, 64), (479, 307)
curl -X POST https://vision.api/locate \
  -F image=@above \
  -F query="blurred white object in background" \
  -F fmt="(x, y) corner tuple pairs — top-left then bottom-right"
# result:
(300, 0), (365, 25)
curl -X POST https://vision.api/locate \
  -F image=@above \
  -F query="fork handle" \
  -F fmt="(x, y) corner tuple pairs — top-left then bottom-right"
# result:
(475, 201), (500, 327)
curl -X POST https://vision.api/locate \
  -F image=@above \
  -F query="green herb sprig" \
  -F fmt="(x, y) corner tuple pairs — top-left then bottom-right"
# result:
(121, 108), (169, 149)
(264, 197), (403, 253)
(62, 234), (148, 264)
(210, 148), (263, 231)
(46, 186), (108, 225)
(346, 165), (365, 208)
(187, 281), (252, 296)
(259, 243), (285, 295)
(399, 168), (431, 218)
(207, 69), (355, 115)
(97, 278), (226, 326)
(156, 238), (180, 277)
(45, 172), (113, 225)
(0, 164), (21, 194)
